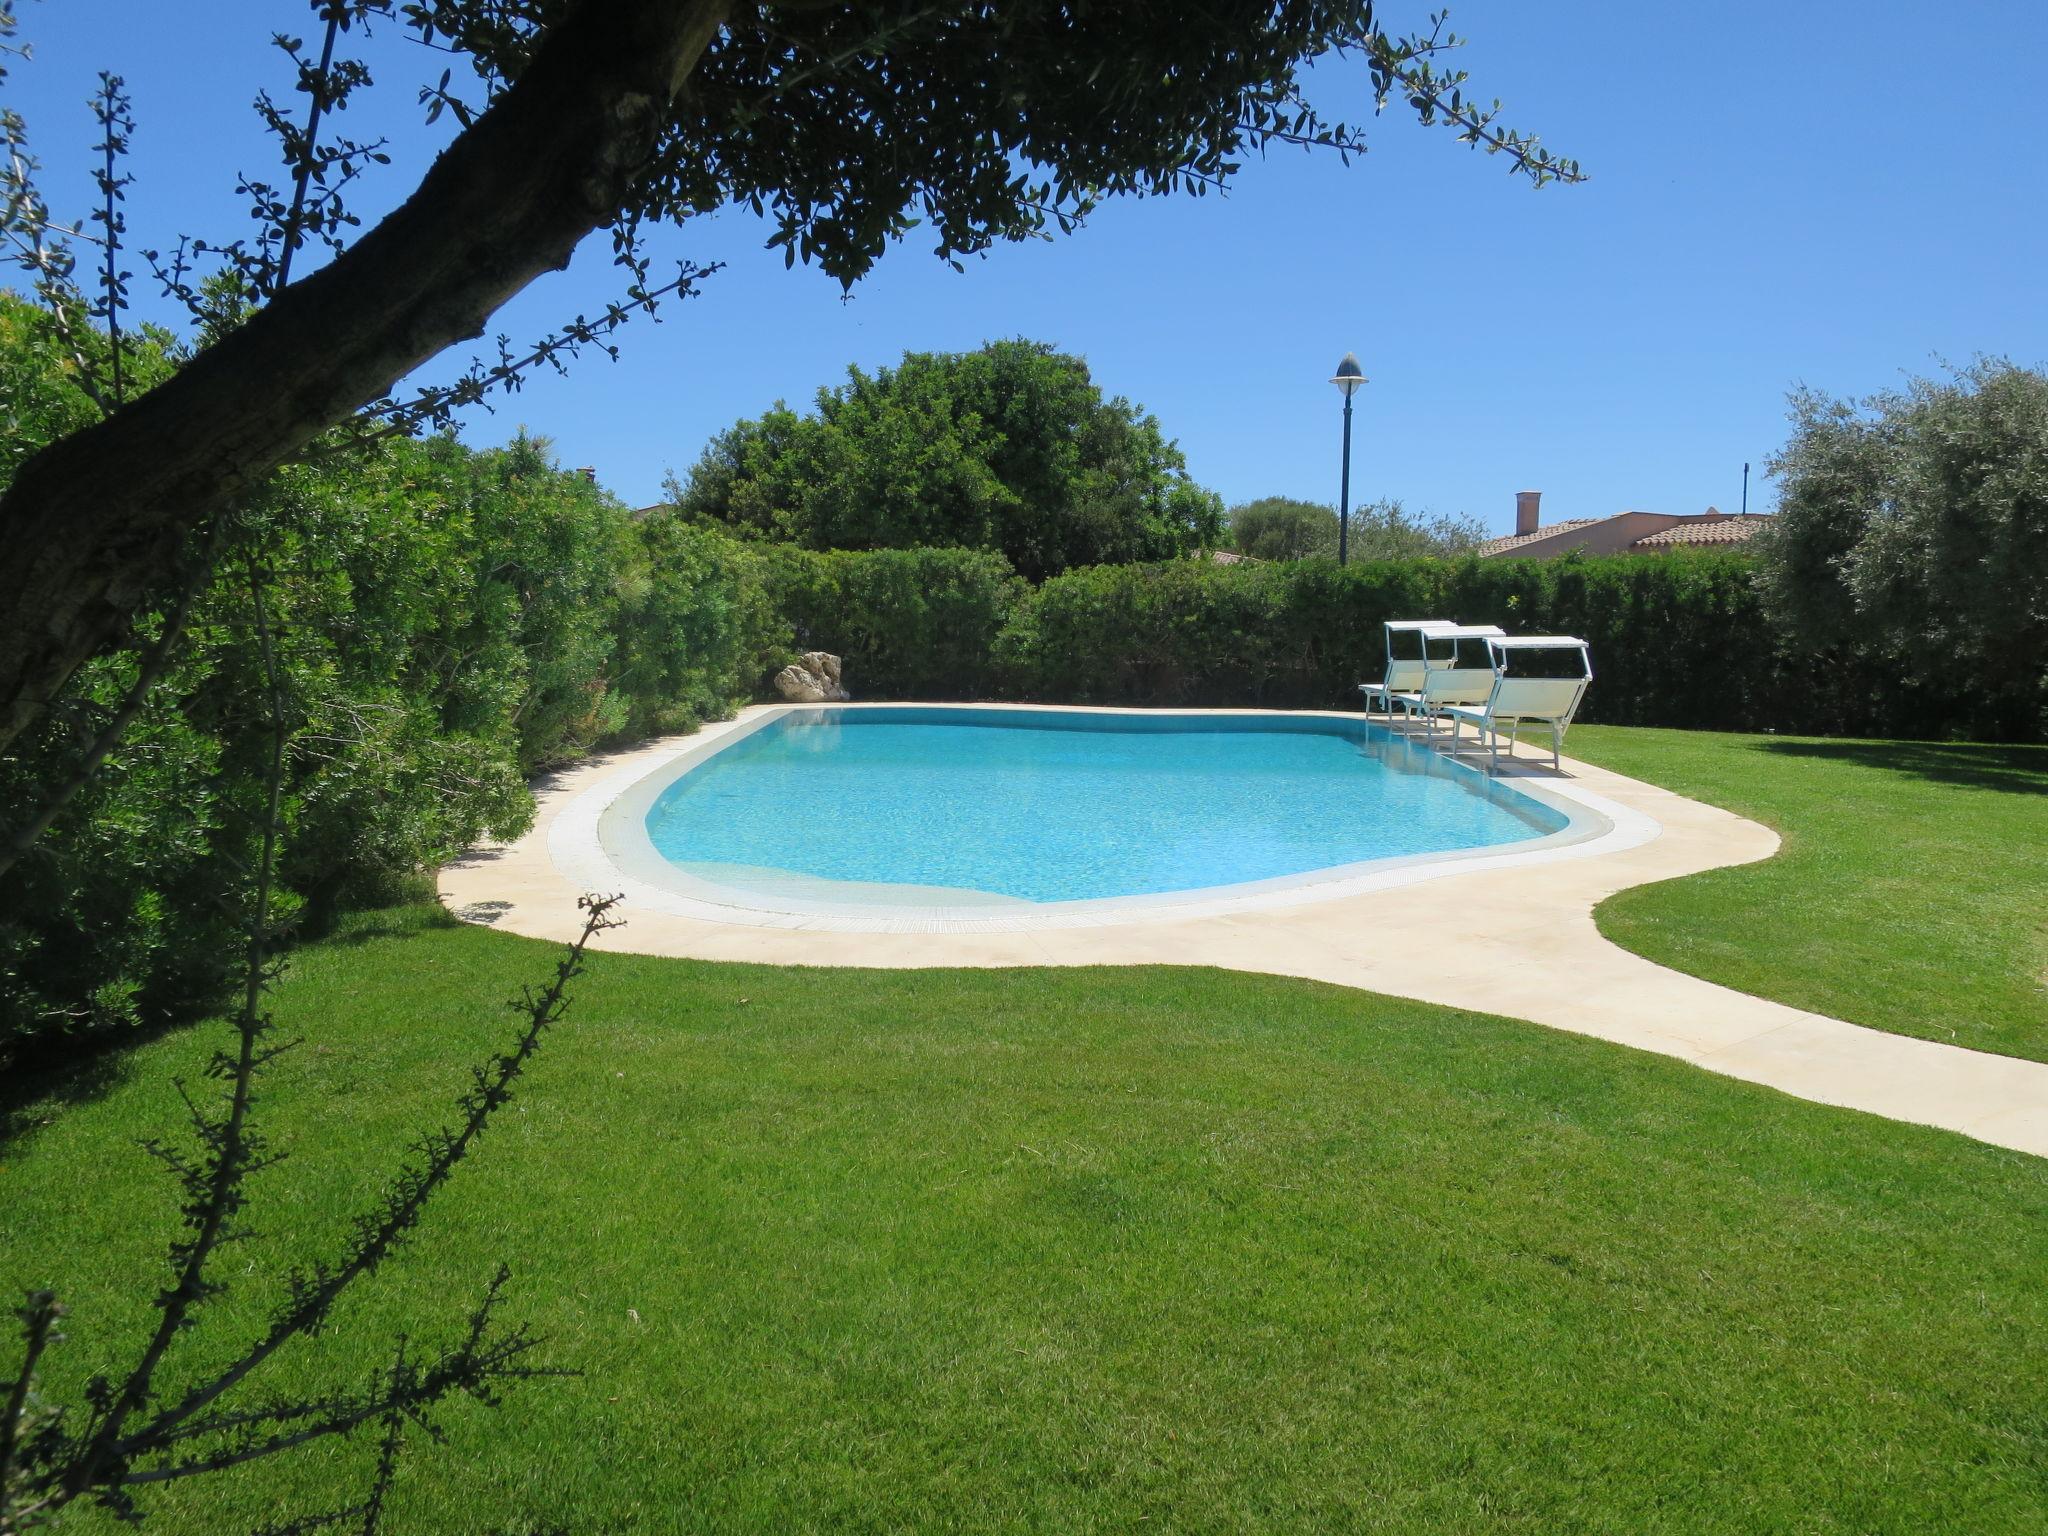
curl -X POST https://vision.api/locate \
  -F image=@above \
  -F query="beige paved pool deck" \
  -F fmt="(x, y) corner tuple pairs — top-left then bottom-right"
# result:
(442, 706), (2048, 1159)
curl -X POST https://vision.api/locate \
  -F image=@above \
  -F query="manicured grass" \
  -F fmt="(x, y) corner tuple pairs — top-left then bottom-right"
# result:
(5, 906), (2044, 1533)
(1565, 726), (2048, 1062)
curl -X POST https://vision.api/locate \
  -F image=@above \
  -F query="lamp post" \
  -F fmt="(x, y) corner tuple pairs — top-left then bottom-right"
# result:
(1330, 352), (1366, 565)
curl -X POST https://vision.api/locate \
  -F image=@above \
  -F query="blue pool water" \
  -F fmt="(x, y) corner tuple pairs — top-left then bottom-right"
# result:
(643, 708), (1567, 905)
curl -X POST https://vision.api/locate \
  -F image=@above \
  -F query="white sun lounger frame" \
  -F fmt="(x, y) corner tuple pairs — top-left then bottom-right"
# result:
(1359, 619), (1456, 717)
(1442, 635), (1594, 771)
(1390, 624), (1506, 733)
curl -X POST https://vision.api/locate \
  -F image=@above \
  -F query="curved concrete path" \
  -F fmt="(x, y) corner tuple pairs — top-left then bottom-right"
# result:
(442, 708), (2048, 1159)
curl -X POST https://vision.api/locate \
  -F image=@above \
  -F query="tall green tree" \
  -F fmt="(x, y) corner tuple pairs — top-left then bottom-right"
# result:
(669, 341), (1226, 580)
(1758, 361), (2048, 740)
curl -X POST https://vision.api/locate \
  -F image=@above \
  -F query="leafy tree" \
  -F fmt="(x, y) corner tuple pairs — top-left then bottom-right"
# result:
(1229, 495), (1484, 561)
(1757, 361), (2048, 740)
(0, 0), (1577, 753)
(1350, 499), (1487, 559)
(1230, 497), (1341, 559)
(669, 340), (1226, 580)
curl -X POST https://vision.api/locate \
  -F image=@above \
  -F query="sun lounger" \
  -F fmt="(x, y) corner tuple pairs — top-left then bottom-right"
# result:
(1390, 624), (1506, 732)
(1442, 635), (1594, 770)
(1359, 619), (1456, 716)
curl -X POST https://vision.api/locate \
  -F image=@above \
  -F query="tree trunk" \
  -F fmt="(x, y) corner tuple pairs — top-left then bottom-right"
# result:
(0, 0), (728, 755)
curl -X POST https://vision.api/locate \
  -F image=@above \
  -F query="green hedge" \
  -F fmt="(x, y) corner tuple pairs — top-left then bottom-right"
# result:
(772, 546), (1908, 736)
(1017, 552), (1786, 727)
(757, 544), (1024, 699)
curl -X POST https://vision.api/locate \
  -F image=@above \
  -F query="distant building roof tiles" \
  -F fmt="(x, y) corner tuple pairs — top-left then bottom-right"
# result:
(1478, 508), (1774, 559)
(1474, 519), (1602, 557)
(1629, 515), (1771, 548)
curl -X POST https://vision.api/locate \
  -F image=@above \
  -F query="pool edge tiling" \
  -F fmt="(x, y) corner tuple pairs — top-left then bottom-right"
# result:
(587, 704), (1640, 930)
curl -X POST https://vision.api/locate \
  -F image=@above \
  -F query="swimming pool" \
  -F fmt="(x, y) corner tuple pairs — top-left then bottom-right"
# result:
(616, 706), (1585, 914)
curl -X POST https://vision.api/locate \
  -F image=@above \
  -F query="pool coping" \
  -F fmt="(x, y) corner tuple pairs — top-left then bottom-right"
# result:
(565, 702), (1659, 933)
(443, 704), (2048, 1160)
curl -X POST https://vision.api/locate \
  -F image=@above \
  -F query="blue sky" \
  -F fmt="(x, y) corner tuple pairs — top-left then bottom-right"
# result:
(9, 2), (2047, 534)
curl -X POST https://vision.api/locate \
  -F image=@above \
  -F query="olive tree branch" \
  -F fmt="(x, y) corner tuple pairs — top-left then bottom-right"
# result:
(126, 892), (622, 1450)
(312, 262), (717, 450)
(119, 1276), (561, 1488)
(0, 1291), (64, 1521)
(5, 886), (624, 1525)
(56, 554), (293, 1506)
(87, 72), (135, 403)
(274, 8), (345, 293)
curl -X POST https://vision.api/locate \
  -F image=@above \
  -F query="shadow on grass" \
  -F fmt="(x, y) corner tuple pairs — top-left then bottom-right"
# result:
(324, 903), (464, 946)
(0, 902), (458, 1150)
(1756, 738), (2048, 796)
(0, 1021), (168, 1153)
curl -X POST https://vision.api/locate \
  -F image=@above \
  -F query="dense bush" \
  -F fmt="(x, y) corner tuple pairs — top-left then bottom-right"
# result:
(1026, 559), (1291, 703)
(1757, 362), (2048, 741)
(758, 544), (1022, 698)
(0, 435), (599, 1055)
(261, 435), (640, 924)
(614, 512), (789, 738)
(1, 296), (766, 1062)
(668, 340), (1226, 580)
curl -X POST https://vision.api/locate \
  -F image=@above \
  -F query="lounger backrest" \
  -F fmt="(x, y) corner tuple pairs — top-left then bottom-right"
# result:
(1384, 657), (1430, 691)
(1421, 667), (1497, 706)
(1487, 675), (1586, 721)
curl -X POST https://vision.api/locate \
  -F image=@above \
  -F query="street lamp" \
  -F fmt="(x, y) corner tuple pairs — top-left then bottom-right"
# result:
(1329, 352), (1366, 565)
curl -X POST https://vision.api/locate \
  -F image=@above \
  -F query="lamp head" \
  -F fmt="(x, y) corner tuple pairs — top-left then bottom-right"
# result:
(1330, 352), (1366, 399)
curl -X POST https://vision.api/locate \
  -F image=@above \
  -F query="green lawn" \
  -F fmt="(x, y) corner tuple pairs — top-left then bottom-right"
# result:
(1565, 727), (2048, 1062)
(4, 905), (2045, 1534)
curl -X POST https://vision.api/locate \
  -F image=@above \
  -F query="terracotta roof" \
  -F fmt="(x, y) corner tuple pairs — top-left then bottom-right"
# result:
(1208, 548), (1262, 565)
(1630, 515), (1773, 549)
(1474, 518), (1601, 557)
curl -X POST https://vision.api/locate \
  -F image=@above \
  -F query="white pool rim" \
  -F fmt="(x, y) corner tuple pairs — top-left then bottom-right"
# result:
(549, 703), (1663, 934)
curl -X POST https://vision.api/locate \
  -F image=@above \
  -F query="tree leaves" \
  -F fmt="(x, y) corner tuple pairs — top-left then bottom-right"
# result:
(1757, 362), (2048, 742)
(670, 340), (1226, 581)
(609, 2), (1582, 290)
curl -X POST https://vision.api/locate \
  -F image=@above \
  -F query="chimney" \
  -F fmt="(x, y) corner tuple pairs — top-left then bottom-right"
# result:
(1515, 490), (1542, 537)
(578, 466), (598, 484)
